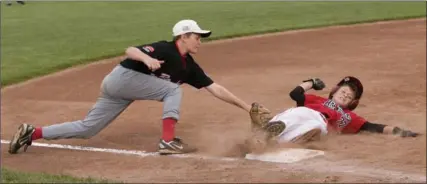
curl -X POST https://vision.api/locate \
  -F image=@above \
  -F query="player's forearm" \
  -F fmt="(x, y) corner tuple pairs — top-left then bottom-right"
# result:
(299, 81), (313, 91)
(207, 84), (251, 112)
(289, 81), (317, 102)
(382, 125), (395, 134)
(125, 47), (152, 63)
(360, 122), (396, 134)
(360, 121), (419, 137)
(360, 121), (386, 133)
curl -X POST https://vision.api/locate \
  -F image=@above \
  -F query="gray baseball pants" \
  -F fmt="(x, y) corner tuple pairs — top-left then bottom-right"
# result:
(42, 65), (182, 140)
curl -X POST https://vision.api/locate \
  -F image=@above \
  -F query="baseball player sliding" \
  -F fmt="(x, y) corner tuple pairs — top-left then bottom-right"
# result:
(250, 76), (420, 144)
(8, 19), (252, 155)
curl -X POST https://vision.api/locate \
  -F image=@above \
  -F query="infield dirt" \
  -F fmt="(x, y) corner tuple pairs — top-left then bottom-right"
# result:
(1, 18), (426, 183)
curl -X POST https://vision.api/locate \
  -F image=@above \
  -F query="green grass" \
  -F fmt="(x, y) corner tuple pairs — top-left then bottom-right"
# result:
(1, 1), (426, 86)
(1, 168), (117, 183)
(1, 1), (426, 183)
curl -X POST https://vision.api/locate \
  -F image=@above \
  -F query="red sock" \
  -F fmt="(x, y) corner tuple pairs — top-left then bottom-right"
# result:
(31, 127), (43, 141)
(162, 118), (176, 142)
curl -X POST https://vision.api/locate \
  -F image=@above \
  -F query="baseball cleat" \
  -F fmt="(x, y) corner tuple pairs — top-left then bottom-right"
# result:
(291, 128), (322, 144)
(9, 123), (35, 154)
(264, 120), (286, 140)
(158, 137), (197, 155)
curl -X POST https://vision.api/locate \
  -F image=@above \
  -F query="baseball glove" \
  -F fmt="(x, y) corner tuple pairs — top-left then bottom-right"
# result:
(249, 102), (286, 140)
(303, 78), (326, 90)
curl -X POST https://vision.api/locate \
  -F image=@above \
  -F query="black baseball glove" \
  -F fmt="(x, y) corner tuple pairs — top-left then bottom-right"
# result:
(303, 78), (326, 90)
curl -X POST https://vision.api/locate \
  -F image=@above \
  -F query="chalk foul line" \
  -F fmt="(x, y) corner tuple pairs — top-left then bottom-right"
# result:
(1, 139), (425, 182)
(0, 139), (237, 161)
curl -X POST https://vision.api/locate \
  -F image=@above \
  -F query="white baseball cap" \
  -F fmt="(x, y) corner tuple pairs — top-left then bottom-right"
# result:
(172, 19), (211, 38)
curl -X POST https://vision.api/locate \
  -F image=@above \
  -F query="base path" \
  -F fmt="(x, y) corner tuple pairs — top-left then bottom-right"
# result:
(1, 18), (426, 183)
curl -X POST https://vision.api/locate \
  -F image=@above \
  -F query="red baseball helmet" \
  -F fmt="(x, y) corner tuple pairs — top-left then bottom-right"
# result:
(328, 76), (364, 111)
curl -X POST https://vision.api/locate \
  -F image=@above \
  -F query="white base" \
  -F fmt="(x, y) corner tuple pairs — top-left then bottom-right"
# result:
(245, 148), (325, 164)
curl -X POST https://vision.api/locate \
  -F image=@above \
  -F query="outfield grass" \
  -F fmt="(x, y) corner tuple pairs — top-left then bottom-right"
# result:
(1, 1), (426, 183)
(1, 168), (117, 183)
(1, 1), (425, 86)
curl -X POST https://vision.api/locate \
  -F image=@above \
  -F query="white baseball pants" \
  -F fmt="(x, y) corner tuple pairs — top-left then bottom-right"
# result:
(269, 106), (328, 143)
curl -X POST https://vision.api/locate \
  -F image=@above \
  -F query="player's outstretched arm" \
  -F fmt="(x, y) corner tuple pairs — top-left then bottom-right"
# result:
(204, 83), (252, 112)
(359, 121), (420, 137)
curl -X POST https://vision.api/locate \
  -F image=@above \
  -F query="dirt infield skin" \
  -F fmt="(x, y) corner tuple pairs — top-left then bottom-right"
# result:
(1, 18), (426, 183)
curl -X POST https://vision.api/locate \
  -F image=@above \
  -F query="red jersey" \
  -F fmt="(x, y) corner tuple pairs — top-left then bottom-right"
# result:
(303, 94), (366, 133)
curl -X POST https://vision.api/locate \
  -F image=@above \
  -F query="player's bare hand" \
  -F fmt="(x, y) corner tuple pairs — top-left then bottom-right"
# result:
(303, 78), (326, 90)
(144, 58), (164, 71)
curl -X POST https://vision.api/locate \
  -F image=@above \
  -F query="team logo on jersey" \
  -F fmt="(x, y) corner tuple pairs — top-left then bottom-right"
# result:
(142, 46), (155, 53)
(323, 99), (351, 128)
